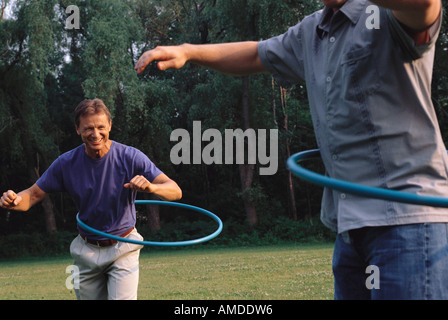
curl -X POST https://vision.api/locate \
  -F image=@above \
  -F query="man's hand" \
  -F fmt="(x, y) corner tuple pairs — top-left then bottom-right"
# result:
(0, 190), (23, 209)
(135, 42), (266, 76)
(135, 45), (189, 74)
(124, 175), (154, 193)
(124, 173), (182, 201)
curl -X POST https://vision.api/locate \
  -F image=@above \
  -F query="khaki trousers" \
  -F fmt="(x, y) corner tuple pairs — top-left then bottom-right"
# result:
(69, 229), (144, 300)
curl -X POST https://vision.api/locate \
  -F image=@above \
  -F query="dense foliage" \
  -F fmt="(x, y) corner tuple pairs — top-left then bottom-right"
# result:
(0, 0), (447, 257)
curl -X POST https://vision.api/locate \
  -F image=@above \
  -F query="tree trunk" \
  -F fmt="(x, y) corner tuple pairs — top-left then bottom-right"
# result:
(12, 95), (58, 235)
(239, 76), (258, 226)
(146, 193), (161, 232)
(34, 158), (57, 234)
(272, 80), (297, 220)
(284, 143), (298, 221)
(239, 163), (257, 226)
(280, 87), (298, 221)
(41, 197), (57, 234)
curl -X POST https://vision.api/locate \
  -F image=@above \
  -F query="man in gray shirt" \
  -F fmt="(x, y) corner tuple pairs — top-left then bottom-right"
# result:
(135, 0), (445, 299)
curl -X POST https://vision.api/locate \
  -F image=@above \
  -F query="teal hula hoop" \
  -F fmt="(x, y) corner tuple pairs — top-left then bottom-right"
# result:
(76, 200), (223, 247)
(287, 149), (448, 208)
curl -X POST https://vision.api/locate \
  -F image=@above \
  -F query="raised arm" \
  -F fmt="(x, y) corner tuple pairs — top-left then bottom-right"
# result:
(0, 184), (47, 212)
(371, 0), (441, 31)
(135, 41), (267, 76)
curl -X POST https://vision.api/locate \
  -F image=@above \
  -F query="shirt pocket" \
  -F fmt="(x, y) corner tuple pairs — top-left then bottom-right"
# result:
(340, 46), (380, 102)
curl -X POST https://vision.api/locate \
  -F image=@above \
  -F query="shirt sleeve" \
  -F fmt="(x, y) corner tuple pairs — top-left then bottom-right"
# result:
(258, 23), (305, 87)
(133, 149), (163, 182)
(386, 8), (442, 61)
(36, 158), (65, 193)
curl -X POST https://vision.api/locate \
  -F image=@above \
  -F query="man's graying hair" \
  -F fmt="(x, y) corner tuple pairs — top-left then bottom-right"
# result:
(74, 99), (112, 127)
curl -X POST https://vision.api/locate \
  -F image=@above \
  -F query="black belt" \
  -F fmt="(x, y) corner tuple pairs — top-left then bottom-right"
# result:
(80, 227), (134, 247)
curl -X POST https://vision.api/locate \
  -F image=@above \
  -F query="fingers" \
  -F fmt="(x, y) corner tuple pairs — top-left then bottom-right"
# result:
(157, 60), (173, 71)
(135, 46), (187, 74)
(124, 176), (152, 193)
(135, 51), (153, 74)
(1, 190), (21, 209)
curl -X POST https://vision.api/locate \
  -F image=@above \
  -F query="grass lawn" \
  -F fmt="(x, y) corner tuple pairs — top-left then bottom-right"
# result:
(0, 243), (334, 300)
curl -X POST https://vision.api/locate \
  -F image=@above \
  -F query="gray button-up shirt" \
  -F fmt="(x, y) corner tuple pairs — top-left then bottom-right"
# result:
(258, 0), (447, 233)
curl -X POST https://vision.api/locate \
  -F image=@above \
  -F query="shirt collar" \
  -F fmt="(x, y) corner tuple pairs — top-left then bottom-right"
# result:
(340, 0), (366, 24)
(316, 0), (366, 38)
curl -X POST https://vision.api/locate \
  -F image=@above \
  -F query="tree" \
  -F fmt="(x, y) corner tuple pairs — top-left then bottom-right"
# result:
(0, 0), (60, 234)
(0, 0), (8, 21)
(1, 0), (446, 246)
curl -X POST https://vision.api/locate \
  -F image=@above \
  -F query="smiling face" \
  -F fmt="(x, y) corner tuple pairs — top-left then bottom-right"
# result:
(76, 112), (112, 158)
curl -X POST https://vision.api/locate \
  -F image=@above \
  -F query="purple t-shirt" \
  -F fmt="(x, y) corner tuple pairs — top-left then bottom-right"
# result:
(36, 141), (162, 240)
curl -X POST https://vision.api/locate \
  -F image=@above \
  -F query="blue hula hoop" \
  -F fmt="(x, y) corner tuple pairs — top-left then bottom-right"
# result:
(76, 200), (223, 247)
(287, 149), (448, 208)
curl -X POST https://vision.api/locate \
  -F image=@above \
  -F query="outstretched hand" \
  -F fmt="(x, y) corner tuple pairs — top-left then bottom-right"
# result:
(135, 45), (189, 74)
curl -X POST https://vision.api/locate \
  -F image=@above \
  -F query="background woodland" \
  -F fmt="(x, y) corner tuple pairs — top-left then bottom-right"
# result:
(0, 0), (447, 257)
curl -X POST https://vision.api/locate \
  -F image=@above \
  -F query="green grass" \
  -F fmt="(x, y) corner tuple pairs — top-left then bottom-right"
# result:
(0, 244), (334, 300)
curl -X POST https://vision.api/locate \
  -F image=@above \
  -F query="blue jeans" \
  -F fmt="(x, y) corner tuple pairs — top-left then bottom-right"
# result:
(333, 223), (448, 300)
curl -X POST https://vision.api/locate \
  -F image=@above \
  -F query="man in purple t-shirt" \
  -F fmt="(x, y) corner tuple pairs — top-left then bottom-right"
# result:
(0, 99), (182, 300)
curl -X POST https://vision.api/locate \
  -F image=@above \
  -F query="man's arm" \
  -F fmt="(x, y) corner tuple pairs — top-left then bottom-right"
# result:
(371, 0), (441, 31)
(0, 184), (47, 212)
(135, 41), (267, 76)
(124, 173), (182, 201)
